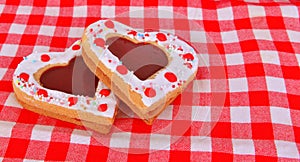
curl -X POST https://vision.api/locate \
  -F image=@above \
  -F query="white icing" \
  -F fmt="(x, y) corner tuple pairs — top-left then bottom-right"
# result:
(13, 40), (117, 118)
(85, 20), (199, 107)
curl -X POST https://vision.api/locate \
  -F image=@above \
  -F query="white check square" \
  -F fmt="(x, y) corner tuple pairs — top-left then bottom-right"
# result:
(33, 45), (50, 53)
(0, 44), (19, 57)
(232, 139), (255, 154)
(0, 4), (4, 14)
(270, 106), (292, 125)
(260, 50), (280, 65)
(73, 6), (87, 17)
(70, 129), (91, 144)
(0, 68), (7, 80)
(226, 53), (244, 65)
(0, 121), (15, 138)
(191, 136), (212, 151)
(266, 76), (287, 93)
(217, 7), (233, 20)
(45, 7), (59, 16)
(280, 6), (299, 18)
(229, 77), (248, 92)
(17, 6), (32, 15)
(129, 7), (144, 18)
(101, 6), (115, 18)
(248, 6), (265, 17)
(39, 25), (56, 36)
(68, 27), (84, 38)
(287, 30), (300, 42)
(157, 6), (173, 19)
(157, 105), (173, 120)
(9, 24), (26, 34)
(187, 7), (202, 20)
(110, 133), (131, 148)
(296, 54), (300, 65)
(5, 93), (22, 108)
(275, 140), (300, 159)
(221, 30), (239, 43)
(192, 106), (210, 121)
(31, 125), (54, 141)
(193, 79), (211, 93)
(190, 30), (207, 43)
(230, 106), (251, 123)
(150, 134), (170, 150)
(253, 29), (272, 41)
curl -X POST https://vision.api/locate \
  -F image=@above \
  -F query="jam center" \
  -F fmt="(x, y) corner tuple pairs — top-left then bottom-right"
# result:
(106, 36), (168, 80)
(40, 57), (99, 97)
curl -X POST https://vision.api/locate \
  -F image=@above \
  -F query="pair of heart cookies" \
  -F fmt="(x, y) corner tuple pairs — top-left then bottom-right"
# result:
(13, 20), (199, 134)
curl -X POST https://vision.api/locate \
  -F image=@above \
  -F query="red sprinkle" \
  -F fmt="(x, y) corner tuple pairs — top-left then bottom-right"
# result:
(156, 33), (167, 41)
(37, 89), (48, 97)
(177, 46), (183, 51)
(164, 72), (177, 82)
(116, 65), (128, 75)
(99, 89), (111, 97)
(94, 38), (105, 48)
(41, 54), (50, 62)
(86, 100), (90, 105)
(105, 20), (114, 28)
(68, 97), (78, 106)
(19, 73), (29, 82)
(98, 104), (108, 112)
(72, 44), (81, 50)
(144, 87), (156, 98)
(127, 30), (137, 36)
(184, 62), (193, 69)
(182, 53), (194, 61)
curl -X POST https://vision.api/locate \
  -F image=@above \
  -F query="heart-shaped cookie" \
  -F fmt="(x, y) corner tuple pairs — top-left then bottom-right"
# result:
(13, 40), (117, 134)
(82, 20), (198, 124)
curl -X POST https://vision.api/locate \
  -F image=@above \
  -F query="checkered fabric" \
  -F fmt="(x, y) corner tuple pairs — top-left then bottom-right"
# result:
(1, 0), (300, 161)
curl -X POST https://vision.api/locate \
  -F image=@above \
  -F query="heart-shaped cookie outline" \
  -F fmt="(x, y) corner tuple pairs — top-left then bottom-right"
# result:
(13, 40), (117, 134)
(82, 20), (198, 124)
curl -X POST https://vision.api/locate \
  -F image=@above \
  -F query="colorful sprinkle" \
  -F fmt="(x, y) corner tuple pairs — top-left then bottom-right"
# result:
(138, 33), (144, 38)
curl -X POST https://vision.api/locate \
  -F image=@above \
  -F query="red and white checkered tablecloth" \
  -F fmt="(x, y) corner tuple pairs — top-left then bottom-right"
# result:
(0, 0), (300, 161)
